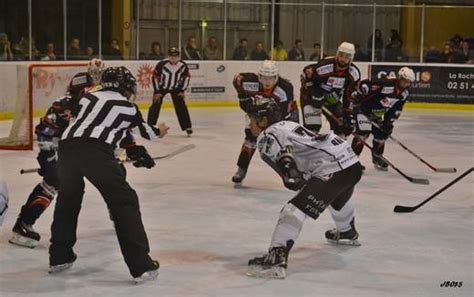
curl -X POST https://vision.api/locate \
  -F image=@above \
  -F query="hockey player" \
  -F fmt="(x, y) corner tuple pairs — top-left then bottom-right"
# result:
(232, 60), (299, 184)
(300, 42), (360, 136)
(9, 95), (74, 248)
(245, 96), (363, 279)
(350, 66), (415, 171)
(49, 66), (168, 283)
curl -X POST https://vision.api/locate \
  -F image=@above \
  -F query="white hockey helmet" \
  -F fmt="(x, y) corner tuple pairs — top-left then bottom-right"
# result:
(258, 60), (279, 89)
(397, 67), (415, 83)
(336, 42), (355, 60)
(88, 58), (105, 85)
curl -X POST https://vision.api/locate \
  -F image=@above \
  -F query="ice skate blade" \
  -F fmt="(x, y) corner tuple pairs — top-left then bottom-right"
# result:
(246, 265), (286, 279)
(9, 233), (38, 248)
(326, 238), (361, 246)
(48, 262), (74, 274)
(134, 270), (159, 284)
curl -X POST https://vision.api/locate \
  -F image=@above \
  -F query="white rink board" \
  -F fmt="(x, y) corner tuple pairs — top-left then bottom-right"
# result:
(0, 61), (369, 112)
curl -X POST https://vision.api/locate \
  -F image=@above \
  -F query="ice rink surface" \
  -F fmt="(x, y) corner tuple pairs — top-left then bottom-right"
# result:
(0, 107), (473, 297)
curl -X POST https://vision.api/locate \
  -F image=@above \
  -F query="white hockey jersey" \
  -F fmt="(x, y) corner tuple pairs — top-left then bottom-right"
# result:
(257, 121), (359, 178)
(0, 181), (9, 226)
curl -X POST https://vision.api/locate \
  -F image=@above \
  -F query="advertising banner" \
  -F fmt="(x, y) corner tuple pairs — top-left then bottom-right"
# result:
(370, 65), (474, 104)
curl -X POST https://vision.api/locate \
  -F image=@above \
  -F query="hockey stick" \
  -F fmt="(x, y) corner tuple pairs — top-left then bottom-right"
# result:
(321, 106), (429, 185)
(394, 167), (473, 213)
(20, 144), (196, 175)
(370, 121), (456, 173)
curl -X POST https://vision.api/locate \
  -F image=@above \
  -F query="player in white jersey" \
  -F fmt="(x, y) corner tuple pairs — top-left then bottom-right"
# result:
(245, 96), (363, 279)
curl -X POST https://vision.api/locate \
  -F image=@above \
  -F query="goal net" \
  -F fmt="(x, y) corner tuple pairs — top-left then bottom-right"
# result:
(0, 63), (87, 150)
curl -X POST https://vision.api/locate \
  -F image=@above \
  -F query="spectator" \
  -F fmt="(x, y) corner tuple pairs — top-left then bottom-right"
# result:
(182, 36), (202, 60)
(14, 37), (39, 60)
(449, 34), (463, 50)
(250, 41), (269, 60)
(288, 39), (305, 61)
(105, 38), (123, 60)
(68, 38), (82, 60)
(424, 46), (441, 63)
(85, 46), (96, 59)
(440, 43), (454, 63)
(367, 29), (384, 61)
(203, 36), (221, 60)
(452, 40), (472, 64)
(308, 43), (324, 62)
(41, 43), (56, 61)
(147, 41), (165, 60)
(269, 40), (288, 61)
(385, 29), (403, 62)
(0, 33), (13, 61)
(232, 38), (248, 60)
(353, 43), (369, 61)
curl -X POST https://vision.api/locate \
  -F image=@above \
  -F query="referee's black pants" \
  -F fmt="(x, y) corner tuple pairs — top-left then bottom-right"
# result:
(49, 139), (155, 277)
(147, 90), (192, 130)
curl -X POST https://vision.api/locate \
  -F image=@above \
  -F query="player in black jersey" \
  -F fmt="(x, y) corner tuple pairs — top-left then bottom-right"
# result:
(232, 60), (299, 184)
(350, 66), (415, 170)
(300, 42), (360, 137)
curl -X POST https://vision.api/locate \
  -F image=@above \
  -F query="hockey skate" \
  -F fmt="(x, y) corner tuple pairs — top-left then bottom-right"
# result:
(325, 220), (361, 246)
(134, 260), (160, 284)
(247, 242), (293, 279)
(372, 156), (389, 171)
(9, 218), (40, 248)
(49, 253), (77, 274)
(232, 167), (247, 184)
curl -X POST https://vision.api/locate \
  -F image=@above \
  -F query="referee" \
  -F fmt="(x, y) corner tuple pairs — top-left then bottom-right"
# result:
(148, 48), (193, 136)
(49, 66), (170, 284)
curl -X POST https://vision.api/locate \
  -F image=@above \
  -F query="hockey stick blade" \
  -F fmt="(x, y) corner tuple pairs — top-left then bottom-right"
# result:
(434, 167), (457, 173)
(393, 205), (415, 213)
(394, 167), (473, 213)
(408, 177), (430, 185)
(151, 144), (196, 160)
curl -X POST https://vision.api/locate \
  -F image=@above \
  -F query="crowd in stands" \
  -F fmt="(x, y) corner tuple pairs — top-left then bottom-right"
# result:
(1, 32), (472, 64)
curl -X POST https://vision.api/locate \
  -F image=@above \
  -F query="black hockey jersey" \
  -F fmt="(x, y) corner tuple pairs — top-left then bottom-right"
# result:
(233, 72), (295, 118)
(355, 78), (409, 123)
(301, 57), (360, 108)
(35, 96), (74, 150)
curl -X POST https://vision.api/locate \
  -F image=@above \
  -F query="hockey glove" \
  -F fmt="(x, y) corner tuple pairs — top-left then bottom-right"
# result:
(381, 122), (394, 138)
(126, 145), (155, 169)
(342, 112), (356, 136)
(278, 156), (305, 191)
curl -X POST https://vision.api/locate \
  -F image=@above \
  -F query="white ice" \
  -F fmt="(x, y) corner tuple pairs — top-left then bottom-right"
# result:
(0, 107), (473, 297)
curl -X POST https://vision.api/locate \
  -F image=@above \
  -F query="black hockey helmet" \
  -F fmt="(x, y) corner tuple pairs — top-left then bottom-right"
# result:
(168, 47), (180, 56)
(101, 66), (137, 97)
(247, 95), (282, 125)
(67, 72), (94, 98)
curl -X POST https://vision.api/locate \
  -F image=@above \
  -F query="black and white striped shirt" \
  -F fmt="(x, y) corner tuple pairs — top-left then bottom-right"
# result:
(152, 59), (190, 93)
(62, 90), (161, 147)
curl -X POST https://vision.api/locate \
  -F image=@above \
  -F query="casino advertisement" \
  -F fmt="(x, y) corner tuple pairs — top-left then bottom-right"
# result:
(370, 65), (474, 104)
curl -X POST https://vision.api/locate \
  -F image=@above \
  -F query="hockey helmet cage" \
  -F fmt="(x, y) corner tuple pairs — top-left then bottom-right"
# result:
(101, 66), (137, 97)
(88, 58), (105, 85)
